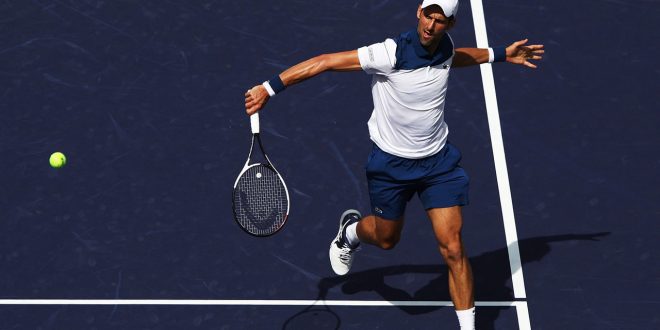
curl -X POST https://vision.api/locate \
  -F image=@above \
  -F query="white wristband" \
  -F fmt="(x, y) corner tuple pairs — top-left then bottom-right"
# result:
(262, 81), (276, 97)
(487, 48), (495, 63)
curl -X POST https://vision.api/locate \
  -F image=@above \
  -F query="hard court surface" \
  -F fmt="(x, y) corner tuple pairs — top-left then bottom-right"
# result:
(0, 1), (658, 329)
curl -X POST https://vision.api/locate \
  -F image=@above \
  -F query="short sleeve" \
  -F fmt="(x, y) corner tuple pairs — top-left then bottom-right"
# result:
(357, 38), (397, 75)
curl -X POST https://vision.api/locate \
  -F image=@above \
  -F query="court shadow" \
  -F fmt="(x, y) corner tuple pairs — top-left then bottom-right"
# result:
(282, 232), (609, 330)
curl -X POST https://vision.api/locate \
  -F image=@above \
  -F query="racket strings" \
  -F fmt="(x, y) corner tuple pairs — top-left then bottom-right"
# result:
(233, 165), (288, 236)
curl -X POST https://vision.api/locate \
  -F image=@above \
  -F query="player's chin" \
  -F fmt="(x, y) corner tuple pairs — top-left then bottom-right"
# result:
(420, 35), (438, 46)
(419, 39), (433, 47)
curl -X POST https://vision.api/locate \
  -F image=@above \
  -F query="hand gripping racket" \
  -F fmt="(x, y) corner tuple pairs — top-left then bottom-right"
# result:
(232, 113), (290, 236)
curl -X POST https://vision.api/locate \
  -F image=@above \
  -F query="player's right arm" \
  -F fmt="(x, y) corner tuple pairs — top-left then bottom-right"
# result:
(245, 50), (361, 115)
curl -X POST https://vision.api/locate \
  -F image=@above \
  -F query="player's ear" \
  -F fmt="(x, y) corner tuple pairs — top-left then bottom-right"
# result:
(416, 5), (422, 19)
(447, 17), (456, 30)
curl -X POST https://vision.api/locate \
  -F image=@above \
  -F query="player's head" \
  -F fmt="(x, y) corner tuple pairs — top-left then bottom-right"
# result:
(416, 0), (458, 48)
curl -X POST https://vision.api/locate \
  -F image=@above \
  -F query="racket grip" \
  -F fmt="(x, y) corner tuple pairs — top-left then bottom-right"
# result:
(250, 112), (260, 134)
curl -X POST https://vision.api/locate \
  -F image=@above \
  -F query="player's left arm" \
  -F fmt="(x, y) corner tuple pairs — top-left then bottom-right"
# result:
(453, 39), (544, 68)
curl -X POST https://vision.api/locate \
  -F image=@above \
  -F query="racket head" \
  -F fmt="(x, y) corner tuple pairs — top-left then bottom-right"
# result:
(232, 163), (290, 236)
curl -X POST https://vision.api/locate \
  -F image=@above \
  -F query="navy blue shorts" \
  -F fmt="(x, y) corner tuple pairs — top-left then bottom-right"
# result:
(365, 142), (470, 220)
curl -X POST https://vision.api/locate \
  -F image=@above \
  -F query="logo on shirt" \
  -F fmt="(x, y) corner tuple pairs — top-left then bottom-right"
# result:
(374, 206), (383, 214)
(368, 48), (375, 62)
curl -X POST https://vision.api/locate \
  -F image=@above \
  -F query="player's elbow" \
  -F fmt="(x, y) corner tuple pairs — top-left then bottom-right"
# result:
(310, 51), (360, 72)
(314, 53), (332, 72)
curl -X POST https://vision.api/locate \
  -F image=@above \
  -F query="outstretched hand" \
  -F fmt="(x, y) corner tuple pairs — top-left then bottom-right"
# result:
(506, 39), (544, 69)
(244, 85), (270, 115)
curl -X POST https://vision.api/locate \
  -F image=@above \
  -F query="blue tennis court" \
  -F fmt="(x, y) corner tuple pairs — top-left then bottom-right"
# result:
(1, 0), (658, 329)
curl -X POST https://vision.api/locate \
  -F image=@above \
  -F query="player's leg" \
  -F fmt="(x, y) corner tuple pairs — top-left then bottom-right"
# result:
(329, 144), (411, 275)
(427, 206), (474, 310)
(417, 142), (474, 328)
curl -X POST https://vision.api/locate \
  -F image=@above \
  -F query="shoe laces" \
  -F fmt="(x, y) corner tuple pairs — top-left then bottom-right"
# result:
(337, 241), (359, 264)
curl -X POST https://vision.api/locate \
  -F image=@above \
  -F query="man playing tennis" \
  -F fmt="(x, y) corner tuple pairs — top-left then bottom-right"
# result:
(244, 1), (543, 328)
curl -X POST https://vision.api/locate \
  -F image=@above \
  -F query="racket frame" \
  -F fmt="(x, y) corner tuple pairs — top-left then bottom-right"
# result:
(232, 113), (290, 236)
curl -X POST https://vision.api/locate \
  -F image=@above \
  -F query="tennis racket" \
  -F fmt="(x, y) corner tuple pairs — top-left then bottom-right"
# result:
(232, 112), (290, 236)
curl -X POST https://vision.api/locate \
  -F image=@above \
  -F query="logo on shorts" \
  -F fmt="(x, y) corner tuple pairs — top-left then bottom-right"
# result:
(374, 206), (383, 214)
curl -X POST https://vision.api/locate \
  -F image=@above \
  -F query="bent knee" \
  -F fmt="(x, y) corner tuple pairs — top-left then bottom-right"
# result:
(372, 217), (403, 250)
(377, 235), (400, 250)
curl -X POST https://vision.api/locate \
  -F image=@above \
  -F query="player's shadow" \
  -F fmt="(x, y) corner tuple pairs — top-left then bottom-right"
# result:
(282, 232), (610, 330)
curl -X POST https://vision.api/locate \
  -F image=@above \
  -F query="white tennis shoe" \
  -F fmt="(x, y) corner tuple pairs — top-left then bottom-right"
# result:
(329, 209), (361, 275)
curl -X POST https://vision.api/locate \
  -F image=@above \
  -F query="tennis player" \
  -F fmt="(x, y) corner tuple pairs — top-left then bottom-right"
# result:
(244, 1), (543, 328)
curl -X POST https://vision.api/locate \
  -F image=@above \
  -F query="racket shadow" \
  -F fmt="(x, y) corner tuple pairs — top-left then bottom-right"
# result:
(281, 290), (341, 330)
(281, 305), (341, 330)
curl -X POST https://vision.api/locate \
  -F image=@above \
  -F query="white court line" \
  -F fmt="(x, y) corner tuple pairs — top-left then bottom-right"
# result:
(0, 299), (525, 307)
(470, 0), (530, 329)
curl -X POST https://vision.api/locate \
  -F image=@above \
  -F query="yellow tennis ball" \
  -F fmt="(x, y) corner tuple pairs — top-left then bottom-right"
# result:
(49, 152), (67, 168)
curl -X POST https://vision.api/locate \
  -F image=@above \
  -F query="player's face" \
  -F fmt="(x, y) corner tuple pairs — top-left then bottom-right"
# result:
(416, 5), (453, 48)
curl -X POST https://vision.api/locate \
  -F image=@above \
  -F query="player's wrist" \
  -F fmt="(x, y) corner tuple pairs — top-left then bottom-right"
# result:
(262, 81), (276, 97)
(262, 74), (286, 97)
(488, 46), (506, 63)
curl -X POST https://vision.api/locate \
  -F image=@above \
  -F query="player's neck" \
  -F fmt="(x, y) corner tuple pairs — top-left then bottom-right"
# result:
(423, 42), (439, 55)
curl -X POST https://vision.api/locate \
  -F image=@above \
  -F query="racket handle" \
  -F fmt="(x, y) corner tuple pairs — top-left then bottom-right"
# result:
(250, 112), (260, 134)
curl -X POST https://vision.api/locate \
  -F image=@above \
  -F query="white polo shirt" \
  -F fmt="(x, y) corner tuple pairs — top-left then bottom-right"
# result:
(357, 30), (455, 159)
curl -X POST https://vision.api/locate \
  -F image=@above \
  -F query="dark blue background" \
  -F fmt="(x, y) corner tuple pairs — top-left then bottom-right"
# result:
(1, 0), (658, 329)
